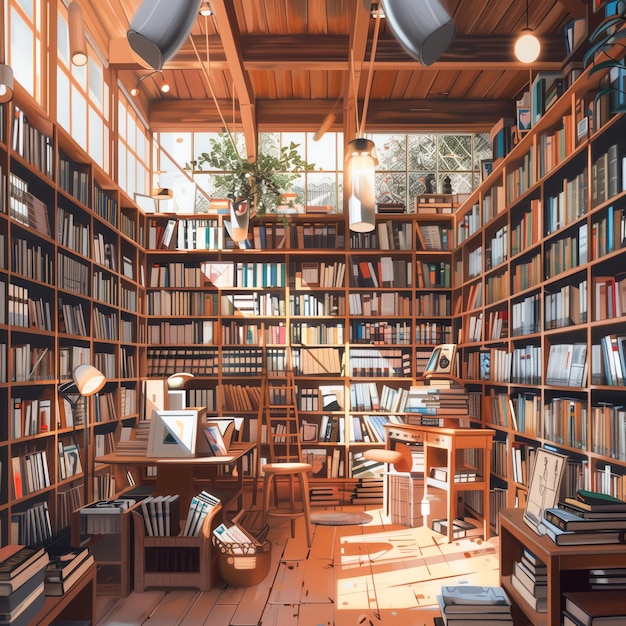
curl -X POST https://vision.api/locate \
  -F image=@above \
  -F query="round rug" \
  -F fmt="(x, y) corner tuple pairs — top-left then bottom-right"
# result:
(310, 512), (373, 526)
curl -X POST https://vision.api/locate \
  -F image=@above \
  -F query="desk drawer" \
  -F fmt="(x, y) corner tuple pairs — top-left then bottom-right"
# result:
(426, 432), (451, 448)
(387, 427), (424, 444)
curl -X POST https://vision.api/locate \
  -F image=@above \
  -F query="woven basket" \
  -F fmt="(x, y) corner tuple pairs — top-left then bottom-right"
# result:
(212, 536), (272, 587)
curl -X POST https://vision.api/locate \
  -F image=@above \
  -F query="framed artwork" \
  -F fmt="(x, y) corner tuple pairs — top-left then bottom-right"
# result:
(524, 447), (567, 535)
(200, 423), (228, 456)
(517, 106), (531, 135)
(148, 410), (198, 458)
(480, 159), (493, 181)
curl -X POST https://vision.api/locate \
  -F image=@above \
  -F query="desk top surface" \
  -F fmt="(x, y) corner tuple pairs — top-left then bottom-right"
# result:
(97, 442), (255, 465)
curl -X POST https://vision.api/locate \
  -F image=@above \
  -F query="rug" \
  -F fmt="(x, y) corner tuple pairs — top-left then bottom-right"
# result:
(310, 512), (373, 526)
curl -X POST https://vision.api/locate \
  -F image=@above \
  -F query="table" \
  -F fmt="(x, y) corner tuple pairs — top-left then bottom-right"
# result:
(97, 442), (255, 519)
(385, 424), (495, 541)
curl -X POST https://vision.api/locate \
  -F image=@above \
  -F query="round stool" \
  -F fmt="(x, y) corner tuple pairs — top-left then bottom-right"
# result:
(262, 462), (312, 547)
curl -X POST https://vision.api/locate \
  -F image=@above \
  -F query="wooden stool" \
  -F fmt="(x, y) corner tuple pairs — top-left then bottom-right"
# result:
(262, 462), (312, 547)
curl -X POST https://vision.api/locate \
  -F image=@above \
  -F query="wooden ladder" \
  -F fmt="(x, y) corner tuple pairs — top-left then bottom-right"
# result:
(261, 355), (302, 465)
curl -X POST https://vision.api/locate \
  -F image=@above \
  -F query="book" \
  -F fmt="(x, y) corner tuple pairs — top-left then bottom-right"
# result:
(0, 545), (45, 580)
(45, 547), (91, 583)
(438, 586), (512, 614)
(544, 506), (626, 531)
(566, 490), (626, 512)
(558, 500), (626, 520)
(183, 491), (221, 536)
(542, 517), (626, 545)
(44, 553), (95, 596)
(0, 564), (45, 613)
(0, 551), (49, 596)
(0, 581), (45, 624)
(564, 590), (626, 625)
(510, 570), (547, 612)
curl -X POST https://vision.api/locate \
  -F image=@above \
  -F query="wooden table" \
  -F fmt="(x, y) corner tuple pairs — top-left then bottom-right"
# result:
(385, 424), (495, 541)
(97, 442), (255, 518)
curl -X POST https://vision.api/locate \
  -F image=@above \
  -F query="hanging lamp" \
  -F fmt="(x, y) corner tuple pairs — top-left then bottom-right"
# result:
(515, 0), (541, 64)
(346, 5), (383, 233)
(68, 1), (88, 66)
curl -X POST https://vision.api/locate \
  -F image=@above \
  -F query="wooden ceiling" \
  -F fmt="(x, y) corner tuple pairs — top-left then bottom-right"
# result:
(81, 0), (589, 159)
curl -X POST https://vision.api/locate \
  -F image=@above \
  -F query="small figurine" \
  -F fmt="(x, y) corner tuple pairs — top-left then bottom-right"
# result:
(443, 175), (452, 194)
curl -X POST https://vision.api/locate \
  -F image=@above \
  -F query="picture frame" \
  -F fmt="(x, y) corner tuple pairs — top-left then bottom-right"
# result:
(480, 159), (493, 182)
(523, 447), (567, 535)
(148, 410), (198, 458)
(300, 421), (319, 443)
(199, 422), (228, 457)
(516, 106), (531, 136)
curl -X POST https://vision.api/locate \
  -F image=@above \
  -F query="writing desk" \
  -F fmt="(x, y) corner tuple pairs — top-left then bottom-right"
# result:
(97, 442), (254, 519)
(385, 424), (495, 541)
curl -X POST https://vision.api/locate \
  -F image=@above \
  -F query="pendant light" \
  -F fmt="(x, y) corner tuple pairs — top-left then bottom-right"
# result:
(68, 1), (88, 66)
(346, 5), (382, 233)
(515, 0), (541, 64)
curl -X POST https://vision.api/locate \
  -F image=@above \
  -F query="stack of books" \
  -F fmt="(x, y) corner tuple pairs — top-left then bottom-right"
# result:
(0, 545), (49, 624)
(563, 590), (626, 626)
(509, 548), (547, 613)
(435, 585), (513, 625)
(44, 546), (94, 596)
(350, 477), (384, 505)
(542, 489), (626, 545)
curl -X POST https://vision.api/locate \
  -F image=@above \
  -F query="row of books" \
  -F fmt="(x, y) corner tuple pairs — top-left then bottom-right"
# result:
(57, 205), (90, 255)
(138, 495), (181, 536)
(12, 105), (54, 179)
(348, 291), (411, 316)
(349, 258), (412, 289)
(349, 220), (413, 251)
(146, 290), (219, 317)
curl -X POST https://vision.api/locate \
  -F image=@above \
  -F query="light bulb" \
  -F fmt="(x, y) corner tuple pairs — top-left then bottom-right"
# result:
(515, 30), (541, 64)
(161, 81), (170, 93)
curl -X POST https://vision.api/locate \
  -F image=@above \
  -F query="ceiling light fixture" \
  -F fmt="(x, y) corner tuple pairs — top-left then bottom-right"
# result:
(346, 4), (383, 233)
(127, 0), (202, 70)
(381, 0), (455, 66)
(131, 69), (171, 96)
(199, 1), (213, 16)
(68, 1), (88, 66)
(514, 0), (541, 64)
(0, 0), (14, 103)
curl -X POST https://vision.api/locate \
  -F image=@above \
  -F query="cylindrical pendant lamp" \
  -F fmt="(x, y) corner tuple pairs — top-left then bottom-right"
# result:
(346, 138), (378, 233)
(127, 0), (203, 70)
(381, 0), (455, 66)
(68, 1), (88, 66)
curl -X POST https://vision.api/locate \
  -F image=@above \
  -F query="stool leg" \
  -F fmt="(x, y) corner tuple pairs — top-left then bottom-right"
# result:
(298, 471), (312, 547)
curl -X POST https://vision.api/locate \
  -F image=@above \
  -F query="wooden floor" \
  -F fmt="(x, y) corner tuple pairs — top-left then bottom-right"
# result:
(95, 498), (501, 626)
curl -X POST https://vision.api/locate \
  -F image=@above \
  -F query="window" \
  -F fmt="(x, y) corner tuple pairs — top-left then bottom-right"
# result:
(8, 0), (42, 103)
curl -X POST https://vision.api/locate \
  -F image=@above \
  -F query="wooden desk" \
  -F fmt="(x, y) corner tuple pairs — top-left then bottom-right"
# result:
(97, 442), (254, 519)
(499, 508), (626, 626)
(385, 424), (495, 541)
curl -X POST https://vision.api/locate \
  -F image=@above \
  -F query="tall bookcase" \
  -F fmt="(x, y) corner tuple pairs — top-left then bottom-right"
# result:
(454, 50), (626, 532)
(143, 207), (465, 487)
(0, 86), (144, 556)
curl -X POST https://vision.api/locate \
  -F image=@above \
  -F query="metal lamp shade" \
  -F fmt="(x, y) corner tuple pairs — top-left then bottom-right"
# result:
(72, 364), (106, 397)
(127, 0), (202, 70)
(346, 138), (377, 233)
(167, 372), (195, 390)
(68, 1), (88, 66)
(0, 64), (14, 103)
(381, 0), (456, 66)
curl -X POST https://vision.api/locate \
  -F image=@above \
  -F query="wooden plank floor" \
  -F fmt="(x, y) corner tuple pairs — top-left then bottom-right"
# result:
(96, 498), (501, 626)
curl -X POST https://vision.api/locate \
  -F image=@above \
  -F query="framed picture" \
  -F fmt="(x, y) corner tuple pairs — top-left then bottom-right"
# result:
(523, 447), (567, 535)
(480, 159), (493, 181)
(199, 422), (228, 456)
(148, 410), (198, 458)
(517, 106), (531, 135)
(300, 421), (319, 443)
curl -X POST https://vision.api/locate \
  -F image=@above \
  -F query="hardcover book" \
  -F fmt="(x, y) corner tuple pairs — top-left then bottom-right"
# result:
(438, 586), (512, 613)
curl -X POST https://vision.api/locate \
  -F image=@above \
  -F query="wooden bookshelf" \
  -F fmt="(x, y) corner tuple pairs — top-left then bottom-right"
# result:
(454, 44), (626, 531)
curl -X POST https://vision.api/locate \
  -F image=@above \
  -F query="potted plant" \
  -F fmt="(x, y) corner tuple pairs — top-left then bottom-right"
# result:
(186, 133), (315, 218)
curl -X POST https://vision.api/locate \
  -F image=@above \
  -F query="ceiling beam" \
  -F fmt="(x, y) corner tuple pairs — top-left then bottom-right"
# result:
(148, 97), (513, 133)
(210, 0), (257, 161)
(109, 33), (565, 73)
(556, 0), (588, 19)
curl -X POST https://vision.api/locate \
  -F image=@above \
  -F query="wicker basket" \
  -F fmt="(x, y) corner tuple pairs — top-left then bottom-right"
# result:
(212, 536), (272, 587)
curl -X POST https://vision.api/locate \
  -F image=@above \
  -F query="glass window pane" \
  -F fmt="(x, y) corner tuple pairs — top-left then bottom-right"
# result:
(474, 133), (492, 168)
(306, 172), (337, 210)
(439, 172), (473, 196)
(127, 116), (137, 152)
(57, 12), (69, 67)
(89, 106), (103, 168)
(56, 68), (70, 131)
(71, 62), (86, 90)
(438, 135), (472, 171)
(71, 85), (87, 150)
(10, 10), (34, 96)
(103, 126), (110, 177)
(88, 58), (103, 107)
(408, 135), (437, 171)
(374, 134), (406, 171)
(306, 132), (336, 170)
(16, 0), (34, 20)
(118, 148), (127, 191)
(160, 132), (192, 165)
(258, 132), (280, 159)
(118, 101), (126, 138)
(376, 172), (406, 206)
(282, 132), (306, 163)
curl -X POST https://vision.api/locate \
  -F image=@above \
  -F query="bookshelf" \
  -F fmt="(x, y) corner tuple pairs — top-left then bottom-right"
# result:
(143, 209), (461, 487)
(454, 41), (626, 531)
(1, 86), (144, 576)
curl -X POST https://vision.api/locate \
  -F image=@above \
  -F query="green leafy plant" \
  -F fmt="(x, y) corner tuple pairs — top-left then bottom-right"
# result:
(186, 133), (315, 216)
